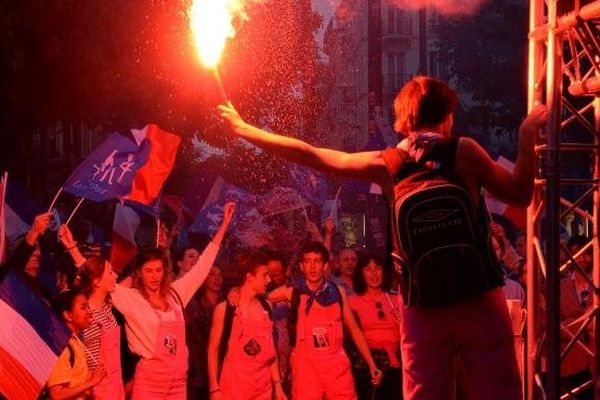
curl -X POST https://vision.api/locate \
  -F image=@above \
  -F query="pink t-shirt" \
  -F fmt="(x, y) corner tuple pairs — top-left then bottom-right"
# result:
(350, 292), (401, 367)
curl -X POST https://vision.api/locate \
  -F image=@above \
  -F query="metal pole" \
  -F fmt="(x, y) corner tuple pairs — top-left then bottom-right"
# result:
(545, 0), (563, 398)
(593, 95), (600, 398)
(526, 0), (545, 397)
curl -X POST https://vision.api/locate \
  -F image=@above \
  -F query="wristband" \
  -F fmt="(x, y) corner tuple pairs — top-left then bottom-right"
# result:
(65, 243), (78, 252)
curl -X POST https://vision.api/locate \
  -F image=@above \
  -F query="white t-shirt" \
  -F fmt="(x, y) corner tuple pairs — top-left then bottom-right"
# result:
(112, 242), (218, 359)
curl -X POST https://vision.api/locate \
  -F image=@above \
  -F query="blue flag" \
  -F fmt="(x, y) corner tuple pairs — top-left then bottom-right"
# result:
(289, 165), (329, 206)
(189, 183), (261, 236)
(63, 133), (150, 202)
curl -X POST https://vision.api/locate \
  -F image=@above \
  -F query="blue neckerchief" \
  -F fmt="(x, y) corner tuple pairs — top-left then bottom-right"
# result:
(295, 279), (341, 314)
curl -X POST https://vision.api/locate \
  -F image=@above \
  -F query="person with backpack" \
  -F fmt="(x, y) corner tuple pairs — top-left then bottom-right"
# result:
(109, 202), (235, 400)
(267, 241), (382, 399)
(207, 251), (286, 400)
(218, 76), (548, 399)
(47, 288), (107, 399)
(57, 224), (126, 400)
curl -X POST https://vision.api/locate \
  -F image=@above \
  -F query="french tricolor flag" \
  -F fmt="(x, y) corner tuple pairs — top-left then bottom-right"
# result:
(0, 271), (71, 400)
(63, 124), (181, 206)
(109, 203), (141, 274)
(127, 124), (181, 205)
(484, 156), (526, 230)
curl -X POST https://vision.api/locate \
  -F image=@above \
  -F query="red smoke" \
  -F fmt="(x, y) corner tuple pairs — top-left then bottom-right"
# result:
(393, 0), (488, 16)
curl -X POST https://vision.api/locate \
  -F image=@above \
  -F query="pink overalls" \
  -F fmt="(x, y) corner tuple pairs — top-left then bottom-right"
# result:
(131, 297), (188, 400)
(291, 294), (356, 400)
(219, 308), (276, 399)
(92, 317), (125, 400)
(399, 287), (522, 400)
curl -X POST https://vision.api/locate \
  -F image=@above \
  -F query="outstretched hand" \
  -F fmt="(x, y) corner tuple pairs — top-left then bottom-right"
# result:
(222, 201), (236, 227)
(520, 105), (549, 136)
(218, 102), (247, 133)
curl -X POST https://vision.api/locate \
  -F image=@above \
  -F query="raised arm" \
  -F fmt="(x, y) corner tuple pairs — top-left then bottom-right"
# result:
(457, 105), (548, 207)
(218, 103), (390, 185)
(2, 212), (51, 274)
(172, 202), (235, 306)
(58, 225), (86, 268)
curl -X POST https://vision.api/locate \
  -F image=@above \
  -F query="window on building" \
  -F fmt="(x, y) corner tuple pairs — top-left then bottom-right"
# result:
(387, 7), (395, 35)
(429, 51), (439, 77)
(47, 126), (64, 159)
(387, 52), (406, 92)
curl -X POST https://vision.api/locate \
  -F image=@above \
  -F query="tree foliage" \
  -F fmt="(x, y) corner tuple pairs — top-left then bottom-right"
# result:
(0, 0), (325, 194)
(434, 0), (528, 155)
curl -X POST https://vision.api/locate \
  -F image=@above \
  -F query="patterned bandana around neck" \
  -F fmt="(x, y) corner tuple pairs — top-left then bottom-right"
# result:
(296, 279), (341, 314)
(400, 131), (443, 163)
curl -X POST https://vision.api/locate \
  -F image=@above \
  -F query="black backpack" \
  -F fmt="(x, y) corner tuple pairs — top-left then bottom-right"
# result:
(383, 137), (503, 307)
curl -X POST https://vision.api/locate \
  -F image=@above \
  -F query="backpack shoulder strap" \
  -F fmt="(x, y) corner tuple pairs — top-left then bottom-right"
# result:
(257, 296), (273, 320)
(329, 281), (344, 314)
(217, 302), (236, 379)
(66, 342), (75, 368)
(421, 137), (459, 170)
(287, 287), (301, 348)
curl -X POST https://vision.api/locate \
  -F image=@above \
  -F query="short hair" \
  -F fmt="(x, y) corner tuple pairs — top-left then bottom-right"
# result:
(352, 253), (393, 295)
(337, 247), (357, 259)
(134, 248), (173, 296)
(299, 241), (329, 264)
(175, 246), (199, 263)
(394, 76), (458, 133)
(53, 287), (86, 318)
(235, 251), (269, 284)
(265, 249), (288, 270)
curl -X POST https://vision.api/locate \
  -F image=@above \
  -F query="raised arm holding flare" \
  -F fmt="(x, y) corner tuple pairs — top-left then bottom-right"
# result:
(219, 76), (547, 400)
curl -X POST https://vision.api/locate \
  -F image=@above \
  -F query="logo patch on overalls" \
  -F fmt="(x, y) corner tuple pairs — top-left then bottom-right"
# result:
(164, 335), (177, 355)
(243, 338), (262, 356)
(312, 327), (329, 348)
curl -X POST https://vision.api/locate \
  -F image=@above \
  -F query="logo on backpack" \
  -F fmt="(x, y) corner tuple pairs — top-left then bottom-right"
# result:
(413, 208), (460, 223)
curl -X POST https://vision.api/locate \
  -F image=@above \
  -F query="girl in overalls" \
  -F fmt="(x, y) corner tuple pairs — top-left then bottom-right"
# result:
(111, 202), (235, 400)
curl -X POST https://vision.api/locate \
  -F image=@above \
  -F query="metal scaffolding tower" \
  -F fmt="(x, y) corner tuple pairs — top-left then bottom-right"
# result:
(527, 1), (600, 399)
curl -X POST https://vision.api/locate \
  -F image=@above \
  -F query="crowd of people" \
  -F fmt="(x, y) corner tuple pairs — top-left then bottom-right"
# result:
(4, 201), (405, 400)
(4, 75), (576, 400)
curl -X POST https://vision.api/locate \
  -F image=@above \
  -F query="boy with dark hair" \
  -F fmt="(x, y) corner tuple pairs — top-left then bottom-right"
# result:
(268, 241), (381, 399)
(207, 251), (286, 400)
(219, 76), (548, 399)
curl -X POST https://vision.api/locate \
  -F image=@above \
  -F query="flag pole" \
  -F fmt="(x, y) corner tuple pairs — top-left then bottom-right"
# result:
(1, 172), (7, 206)
(47, 187), (63, 212)
(330, 186), (342, 218)
(0, 172), (8, 262)
(156, 216), (161, 248)
(65, 198), (85, 226)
